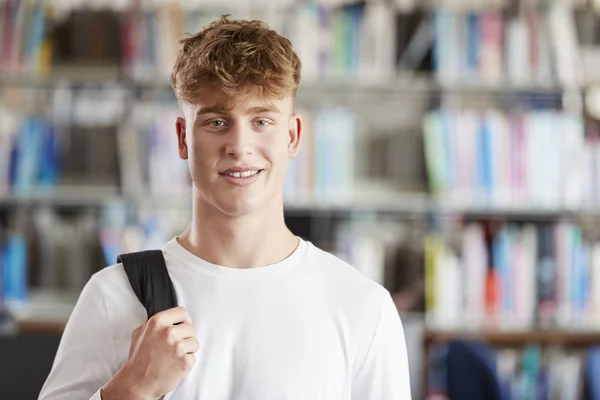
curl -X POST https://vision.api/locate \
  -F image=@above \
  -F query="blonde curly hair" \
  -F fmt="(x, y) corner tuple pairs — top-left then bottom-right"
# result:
(171, 15), (302, 104)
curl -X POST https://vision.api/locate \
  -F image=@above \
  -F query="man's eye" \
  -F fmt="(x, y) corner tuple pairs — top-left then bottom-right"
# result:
(209, 120), (225, 127)
(256, 119), (271, 127)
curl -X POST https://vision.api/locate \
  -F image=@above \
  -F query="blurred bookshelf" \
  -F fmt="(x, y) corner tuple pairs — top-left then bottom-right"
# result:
(424, 328), (600, 346)
(4, 0), (600, 397)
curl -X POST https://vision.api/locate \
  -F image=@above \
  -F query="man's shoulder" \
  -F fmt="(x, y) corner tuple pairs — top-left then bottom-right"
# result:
(304, 242), (390, 303)
(304, 243), (396, 343)
(90, 261), (129, 291)
(87, 262), (142, 312)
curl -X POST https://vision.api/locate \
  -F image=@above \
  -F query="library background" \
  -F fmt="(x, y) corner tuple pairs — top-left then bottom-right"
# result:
(3, 0), (600, 398)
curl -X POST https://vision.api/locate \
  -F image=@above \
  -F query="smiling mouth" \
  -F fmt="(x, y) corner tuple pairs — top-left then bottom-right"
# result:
(221, 170), (264, 178)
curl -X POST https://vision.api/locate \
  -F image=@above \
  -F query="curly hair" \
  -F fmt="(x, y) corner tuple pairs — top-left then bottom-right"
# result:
(171, 15), (302, 104)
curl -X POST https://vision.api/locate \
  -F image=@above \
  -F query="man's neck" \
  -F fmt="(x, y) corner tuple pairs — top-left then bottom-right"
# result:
(178, 194), (299, 269)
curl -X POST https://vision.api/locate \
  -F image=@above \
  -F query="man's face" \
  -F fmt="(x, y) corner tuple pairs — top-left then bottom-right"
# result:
(176, 90), (302, 217)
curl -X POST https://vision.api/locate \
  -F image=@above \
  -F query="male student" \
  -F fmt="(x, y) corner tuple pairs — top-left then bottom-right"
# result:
(39, 16), (412, 400)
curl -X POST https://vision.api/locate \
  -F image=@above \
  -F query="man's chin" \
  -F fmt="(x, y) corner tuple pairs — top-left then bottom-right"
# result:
(215, 199), (262, 218)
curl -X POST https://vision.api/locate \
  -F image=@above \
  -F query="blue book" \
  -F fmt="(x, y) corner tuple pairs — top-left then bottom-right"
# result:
(580, 243), (590, 319)
(466, 12), (479, 75)
(478, 115), (493, 198)
(37, 123), (58, 188)
(344, 3), (363, 74)
(433, 9), (446, 76)
(13, 117), (46, 194)
(0, 241), (5, 307)
(3, 233), (28, 303)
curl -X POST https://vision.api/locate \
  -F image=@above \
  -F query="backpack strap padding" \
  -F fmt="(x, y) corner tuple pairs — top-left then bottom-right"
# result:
(117, 250), (178, 319)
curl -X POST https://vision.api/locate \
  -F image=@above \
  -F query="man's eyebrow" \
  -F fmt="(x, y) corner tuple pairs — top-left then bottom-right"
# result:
(247, 105), (281, 114)
(196, 106), (230, 115)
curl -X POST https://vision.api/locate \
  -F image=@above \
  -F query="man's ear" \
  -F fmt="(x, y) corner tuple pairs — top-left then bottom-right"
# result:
(288, 112), (303, 158)
(176, 117), (188, 160)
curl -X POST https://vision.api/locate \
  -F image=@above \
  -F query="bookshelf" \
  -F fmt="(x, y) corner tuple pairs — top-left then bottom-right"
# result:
(424, 328), (600, 346)
(9, 189), (600, 217)
(7, 289), (77, 334)
(3, 1), (600, 397)
(0, 187), (120, 208)
(0, 72), (573, 92)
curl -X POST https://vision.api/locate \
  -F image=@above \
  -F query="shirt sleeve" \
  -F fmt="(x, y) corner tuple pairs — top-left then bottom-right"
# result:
(38, 276), (116, 400)
(351, 292), (412, 400)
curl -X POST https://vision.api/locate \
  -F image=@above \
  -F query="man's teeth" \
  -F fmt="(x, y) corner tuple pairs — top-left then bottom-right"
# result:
(227, 170), (259, 178)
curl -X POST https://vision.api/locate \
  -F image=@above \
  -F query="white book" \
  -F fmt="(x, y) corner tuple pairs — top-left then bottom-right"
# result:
(521, 224), (538, 328)
(583, 141), (595, 207)
(353, 235), (386, 286)
(462, 223), (487, 328)
(453, 110), (479, 203)
(546, 112), (563, 207)
(422, 112), (448, 195)
(536, 15), (554, 85)
(359, 1), (396, 82)
(0, 108), (18, 194)
(393, 0), (417, 12)
(462, 110), (480, 201)
(437, 247), (462, 329)
(288, 4), (320, 82)
(512, 236), (528, 328)
(433, 9), (460, 84)
(547, 3), (583, 88)
(561, 114), (586, 209)
(555, 222), (573, 327)
(524, 113), (538, 205)
(335, 108), (356, 194)
(506, 18), (531, 86)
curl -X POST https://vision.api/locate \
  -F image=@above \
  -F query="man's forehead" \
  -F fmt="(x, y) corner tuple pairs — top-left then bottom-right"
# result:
(184, 89), (292, 114)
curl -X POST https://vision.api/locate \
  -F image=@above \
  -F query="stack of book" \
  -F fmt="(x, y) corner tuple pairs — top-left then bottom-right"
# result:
(425, 221), (600, 330)
(422, 109), (593, 209)
(433, 4), (581, 87)
(0, 106), (58, 196)
(283, 106), (356, 200)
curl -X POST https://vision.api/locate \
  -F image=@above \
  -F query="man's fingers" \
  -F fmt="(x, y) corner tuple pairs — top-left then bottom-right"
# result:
(151, 307), (193, 327)
(176, 338), (200, 357)
(167, 324), (196, 343)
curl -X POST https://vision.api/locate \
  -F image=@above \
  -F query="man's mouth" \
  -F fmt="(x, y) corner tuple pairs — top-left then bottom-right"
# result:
(222, 170), (263, 178)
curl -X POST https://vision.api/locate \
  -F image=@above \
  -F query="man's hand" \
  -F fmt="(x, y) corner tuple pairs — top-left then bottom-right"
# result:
(101, 307), (199, 400)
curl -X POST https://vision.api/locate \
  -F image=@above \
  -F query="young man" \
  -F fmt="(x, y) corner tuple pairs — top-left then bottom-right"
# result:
(39, 16), (412, 400)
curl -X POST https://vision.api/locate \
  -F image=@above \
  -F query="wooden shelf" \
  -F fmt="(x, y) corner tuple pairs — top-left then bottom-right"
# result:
(424, 329), (600, 346)
(16, 320), (66, 335)
(6, 290), (77, 335)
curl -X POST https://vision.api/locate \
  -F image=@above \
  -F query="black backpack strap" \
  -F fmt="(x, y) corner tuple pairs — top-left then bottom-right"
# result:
(117, 250), (178, 319)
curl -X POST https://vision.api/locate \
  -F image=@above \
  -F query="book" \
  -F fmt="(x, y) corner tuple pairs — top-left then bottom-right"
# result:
(426, 220), (600, 330)
(423, 109), (588, 208)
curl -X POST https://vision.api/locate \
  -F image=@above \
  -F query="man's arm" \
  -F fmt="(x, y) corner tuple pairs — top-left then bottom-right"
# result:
(39, 277), (114, 400)
(351, 292), (412, 399)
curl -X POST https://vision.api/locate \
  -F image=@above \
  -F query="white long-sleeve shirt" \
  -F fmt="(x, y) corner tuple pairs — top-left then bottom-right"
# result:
(39, 237), (412, 399)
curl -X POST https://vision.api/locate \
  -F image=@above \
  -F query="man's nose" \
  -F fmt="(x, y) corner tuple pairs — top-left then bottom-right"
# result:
(224, 124), (254, 159)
